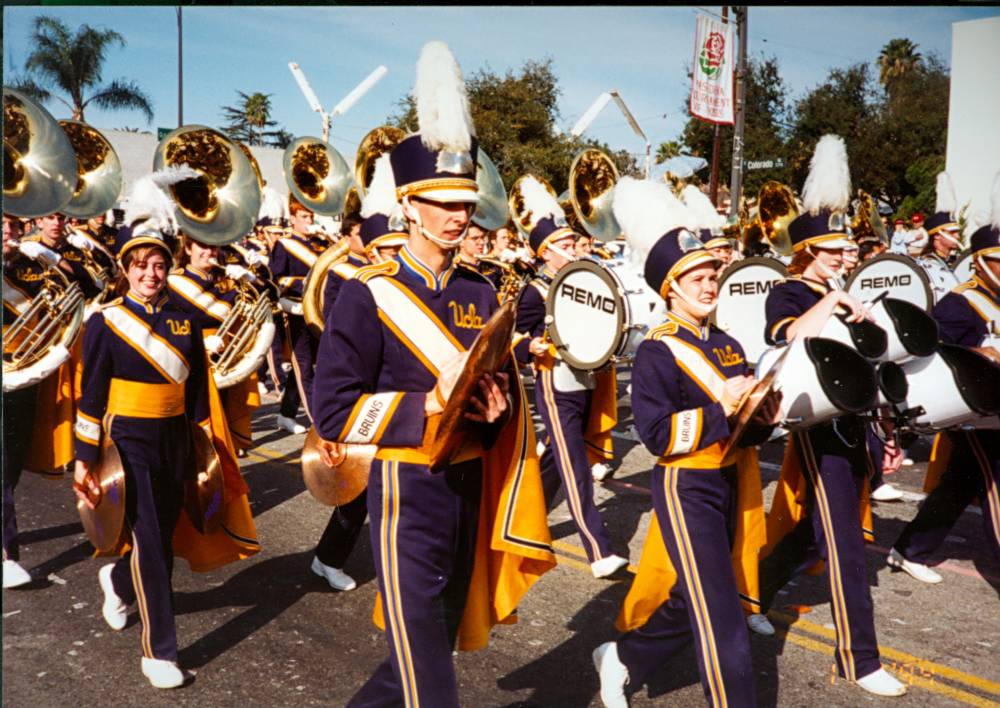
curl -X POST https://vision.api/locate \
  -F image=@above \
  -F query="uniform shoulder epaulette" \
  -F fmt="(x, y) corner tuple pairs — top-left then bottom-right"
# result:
(646, 321), (679, 340)
(100, 296), (124, 310)
(356, 260), (399, 283)
(954, 280), (977, 294)
(21, 234), (41, 243)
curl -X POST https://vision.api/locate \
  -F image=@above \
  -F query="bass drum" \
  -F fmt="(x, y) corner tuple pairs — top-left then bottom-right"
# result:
(545, 259), (662, 370)
(712, 257), (786, 366)
(845, 254), (934, 310)
(952, 250), (974, 283)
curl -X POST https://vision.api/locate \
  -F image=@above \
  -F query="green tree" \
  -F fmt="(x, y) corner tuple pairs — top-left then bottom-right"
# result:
(388, 59), (635, 194)
(220, 91), (289, 147)
(13, 15), (153, 123)
(655, 140), (684, 164)
(877, 38), (923, 93)
(679, 56), (793, 199)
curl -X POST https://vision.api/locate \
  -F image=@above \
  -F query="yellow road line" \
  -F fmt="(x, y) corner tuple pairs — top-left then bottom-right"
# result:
(243, 444), (1000, 705)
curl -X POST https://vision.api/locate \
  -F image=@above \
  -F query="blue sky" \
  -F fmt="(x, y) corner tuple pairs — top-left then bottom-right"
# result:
(4, 6), (998, 161)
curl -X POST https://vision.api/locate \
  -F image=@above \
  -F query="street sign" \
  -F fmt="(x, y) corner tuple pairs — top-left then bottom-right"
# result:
(157, 127), (172, 141)
(745, 157), (785, 171)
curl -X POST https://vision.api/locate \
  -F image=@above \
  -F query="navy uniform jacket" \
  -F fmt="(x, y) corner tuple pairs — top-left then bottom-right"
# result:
(932, 276), (999, 347)
(22, 235), (105, 300)
(167, 265), (237, 329)
(321, 252), (367, 327)
(632, 311), (763, 459)
(81, 222), (119, 253)
(74, 292), (210, 464)
(270, 231), (327, 301)
(3, 254), (45, 327)
(513, 270), (554, 366)
(312, 245), (499, 448)
(764, 276), (828, 345)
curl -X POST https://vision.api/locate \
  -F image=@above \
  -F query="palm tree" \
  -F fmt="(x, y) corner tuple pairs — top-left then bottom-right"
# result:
(655, 140), (684, 165)
(221, 91), (281, 146)
(877, 38), (923, 91)
(14, 16), (153, 123)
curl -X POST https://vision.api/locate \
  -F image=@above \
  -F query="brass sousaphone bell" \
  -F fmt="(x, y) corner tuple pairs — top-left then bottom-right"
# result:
(851, 189), (888, 246)
(569, 148), (621, 243)
(283, 136), (352, 216)
(756, 180), (798, 257)
(3, 86), (77, 218)
(58, 120), (123, 219)
(472, 149), (509, 230)
(509, 174), (560, 241)
(153, 125), (262, 245)
(354, 126), (405, 200)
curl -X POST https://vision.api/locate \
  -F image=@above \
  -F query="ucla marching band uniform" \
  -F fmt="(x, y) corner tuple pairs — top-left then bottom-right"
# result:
(512, 176), (627, 578)
(313, 41), (554, 707)
(889, 201), (1000, 577)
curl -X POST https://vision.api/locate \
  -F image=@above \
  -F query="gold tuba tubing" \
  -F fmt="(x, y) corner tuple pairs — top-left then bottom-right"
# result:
(755, 181), (798, 257)
(301, 239), (351, 338)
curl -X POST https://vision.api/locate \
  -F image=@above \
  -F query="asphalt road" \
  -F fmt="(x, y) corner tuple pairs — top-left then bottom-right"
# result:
(4, 382), (999, 707)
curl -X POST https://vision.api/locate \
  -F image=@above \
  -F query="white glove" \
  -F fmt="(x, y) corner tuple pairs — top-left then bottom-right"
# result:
(499, 248), (518, 263)
(278, 297), (303, 316)
(19, 241), (62, 268)
(225, 264), (254, 283)
(66, 231), (94, 252)
(204, 334), (225, 354)
(244, 249), (265, 266)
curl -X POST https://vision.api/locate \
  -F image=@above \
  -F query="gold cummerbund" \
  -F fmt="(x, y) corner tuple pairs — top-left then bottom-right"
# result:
(657, 441), (737, 470)
(107, 378), (185, 418)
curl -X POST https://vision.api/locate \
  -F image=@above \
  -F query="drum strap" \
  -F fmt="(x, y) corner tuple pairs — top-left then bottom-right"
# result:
(365, 276), (464, 377)
(530, 279), (550, 299)
(961, 288), (1000, 325)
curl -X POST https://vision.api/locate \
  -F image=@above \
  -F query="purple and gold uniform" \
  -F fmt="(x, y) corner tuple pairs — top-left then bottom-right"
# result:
(75, 292), (211, 662)
(893, 274), (1000, 564)
(270, 229), (327, 419)
(320, 251), (366, 329)
(514, 267), (619, 564)
(22, 232), (105, 300)
(167, 264), (236, 328)
(759, 274), (883, 682)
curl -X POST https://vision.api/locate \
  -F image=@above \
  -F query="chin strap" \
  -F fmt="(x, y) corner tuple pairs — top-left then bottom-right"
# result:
(545, 243), (578, 264)
(402, 196), (468, 250)
(976, 254), (1000, 292)
(805, 245), (843, 287)
(668, 277), (716, 318)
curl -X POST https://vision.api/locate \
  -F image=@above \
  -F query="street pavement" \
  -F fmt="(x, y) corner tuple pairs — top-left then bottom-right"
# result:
(4, 381), (999, 707)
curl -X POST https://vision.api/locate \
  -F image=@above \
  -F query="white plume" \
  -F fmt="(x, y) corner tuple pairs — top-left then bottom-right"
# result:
(801, 134), (851, 215)
(935, 172), (957, 216)
(361, 154), (401, 219)
(992, 171), (1000, 231)
(414, 41), (475, 152)
(519, 176), (564, 228)
(614, 177), (691, 267)
(258, 185), (288, 222)
(122, 168), (187, 234)
(680, 184), (726, 230)
(149, 164), (200, 189)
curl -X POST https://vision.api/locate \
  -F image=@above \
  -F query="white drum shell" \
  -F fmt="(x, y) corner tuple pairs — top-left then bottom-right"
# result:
(902, 353), (978, 430)
(846, 254), (933, 310)
(757, 339), (841, 429)
(714, 258), (786, 365)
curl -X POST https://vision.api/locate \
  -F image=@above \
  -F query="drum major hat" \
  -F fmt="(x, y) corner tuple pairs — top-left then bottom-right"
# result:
(925, 172), (960, 240)
(258, 185), (289, 228)
(970, 172), (1000, 259)
(613, 176), (719, 299)
(389, 41), (479, 205)
(116, 167), (197, 263)
(788, 135), (854, 253)
(517, 175), (576, 256)
(360, 154), (409, 255)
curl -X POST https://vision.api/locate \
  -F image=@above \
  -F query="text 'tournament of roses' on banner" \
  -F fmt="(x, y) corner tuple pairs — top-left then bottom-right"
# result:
(690, 14), (735, 125)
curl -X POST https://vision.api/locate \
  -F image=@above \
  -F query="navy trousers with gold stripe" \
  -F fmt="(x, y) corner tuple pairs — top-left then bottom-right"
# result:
(895, 430), (1000, 565)
(108, 415), (188, 662)
(2, 384), (37, 561)
(280, 314), (318, 420)
(759, 423), (881, 680)
(315, 489), (367, 569)
(348, 458), (481, 708)
(535, 369), (615, 564)
(617, 464), (756, 707)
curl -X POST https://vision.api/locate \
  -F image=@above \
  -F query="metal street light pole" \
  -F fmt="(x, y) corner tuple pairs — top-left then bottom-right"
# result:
(728, 5), (748, 219)
(177, 7), (183, 126)
(708, 5), (729, 206)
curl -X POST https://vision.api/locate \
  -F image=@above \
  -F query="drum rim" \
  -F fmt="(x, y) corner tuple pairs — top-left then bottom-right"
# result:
(712, 256), (788, 357)
(939, 343), (1000, 415)
(546, 259), (626, 370)
(804, 337), (877, 413)
(844, 253), (934, 309)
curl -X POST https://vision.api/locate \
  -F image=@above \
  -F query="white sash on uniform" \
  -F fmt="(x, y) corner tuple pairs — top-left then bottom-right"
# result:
(279, 237), (319, 268)
(168, 274), (232, 322)
(102, 305), (190, 383)
(658, 335), (726, 400)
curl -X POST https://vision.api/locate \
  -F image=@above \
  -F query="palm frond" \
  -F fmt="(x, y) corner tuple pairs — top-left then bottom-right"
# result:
(85, 80), (154, 123)
(7, 76), (51, 103)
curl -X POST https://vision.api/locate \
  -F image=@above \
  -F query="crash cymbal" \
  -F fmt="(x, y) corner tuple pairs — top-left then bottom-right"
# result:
(301, 427), (374, 507)
(77, 435), (127, 553)
(721, 345), (790, 458)
(186, 424), (225, 535)
(427, 299), (517, 469)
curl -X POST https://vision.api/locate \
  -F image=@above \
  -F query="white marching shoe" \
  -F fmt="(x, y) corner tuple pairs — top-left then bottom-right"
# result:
(311, 557), (357, 591)
(871, 483), (904, 501)
(886, 548), (943, 584)
(855, 667), (907, 696)
(591, 555), (629, 579)
(141, 657), (185, 689)
(593, 641), (629, 708)
(746, 613), (775, 636)
(276, 414), (306, 435)
(3, 559), (32, 589)
(591, 462), (613, 482)
(99, 563), (128, 630)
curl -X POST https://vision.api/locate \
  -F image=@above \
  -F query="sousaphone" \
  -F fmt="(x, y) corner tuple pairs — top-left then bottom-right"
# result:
(283, 136), (352, 216)
(756, 180), (797, 257)
(472, 148), (508, 230)
(153, 125), (262, 245)
(569, 148), (620, 243)
(354, 126), (405, 200)
(58, 120), (122, 219)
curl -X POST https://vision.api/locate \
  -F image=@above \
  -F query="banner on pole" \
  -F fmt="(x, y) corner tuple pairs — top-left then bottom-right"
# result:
(690, 14), (735, 125)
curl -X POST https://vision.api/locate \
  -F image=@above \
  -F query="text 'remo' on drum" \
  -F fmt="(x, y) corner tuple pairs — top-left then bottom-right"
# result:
(713, 257), (787, 366)
(845, 254), (933, 310)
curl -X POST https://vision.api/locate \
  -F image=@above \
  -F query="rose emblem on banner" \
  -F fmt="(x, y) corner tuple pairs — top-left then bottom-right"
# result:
(699, 31), (726, 80)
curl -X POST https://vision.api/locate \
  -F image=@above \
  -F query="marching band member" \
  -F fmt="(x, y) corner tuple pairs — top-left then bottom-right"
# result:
(594, 177), (779, 708)
(309, 154), (406, 592)
(512, 175), (628, 578)
(22, 212), (105, 299)
(573, 231), (594, 258)
(269, 197), (328, 434)
(757, 135), (906, 697)
(915, 172), (963, 302)
(888, 175), (1000, 581)
(320, 210), (366, 325)
(313, 41), (554, 707)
